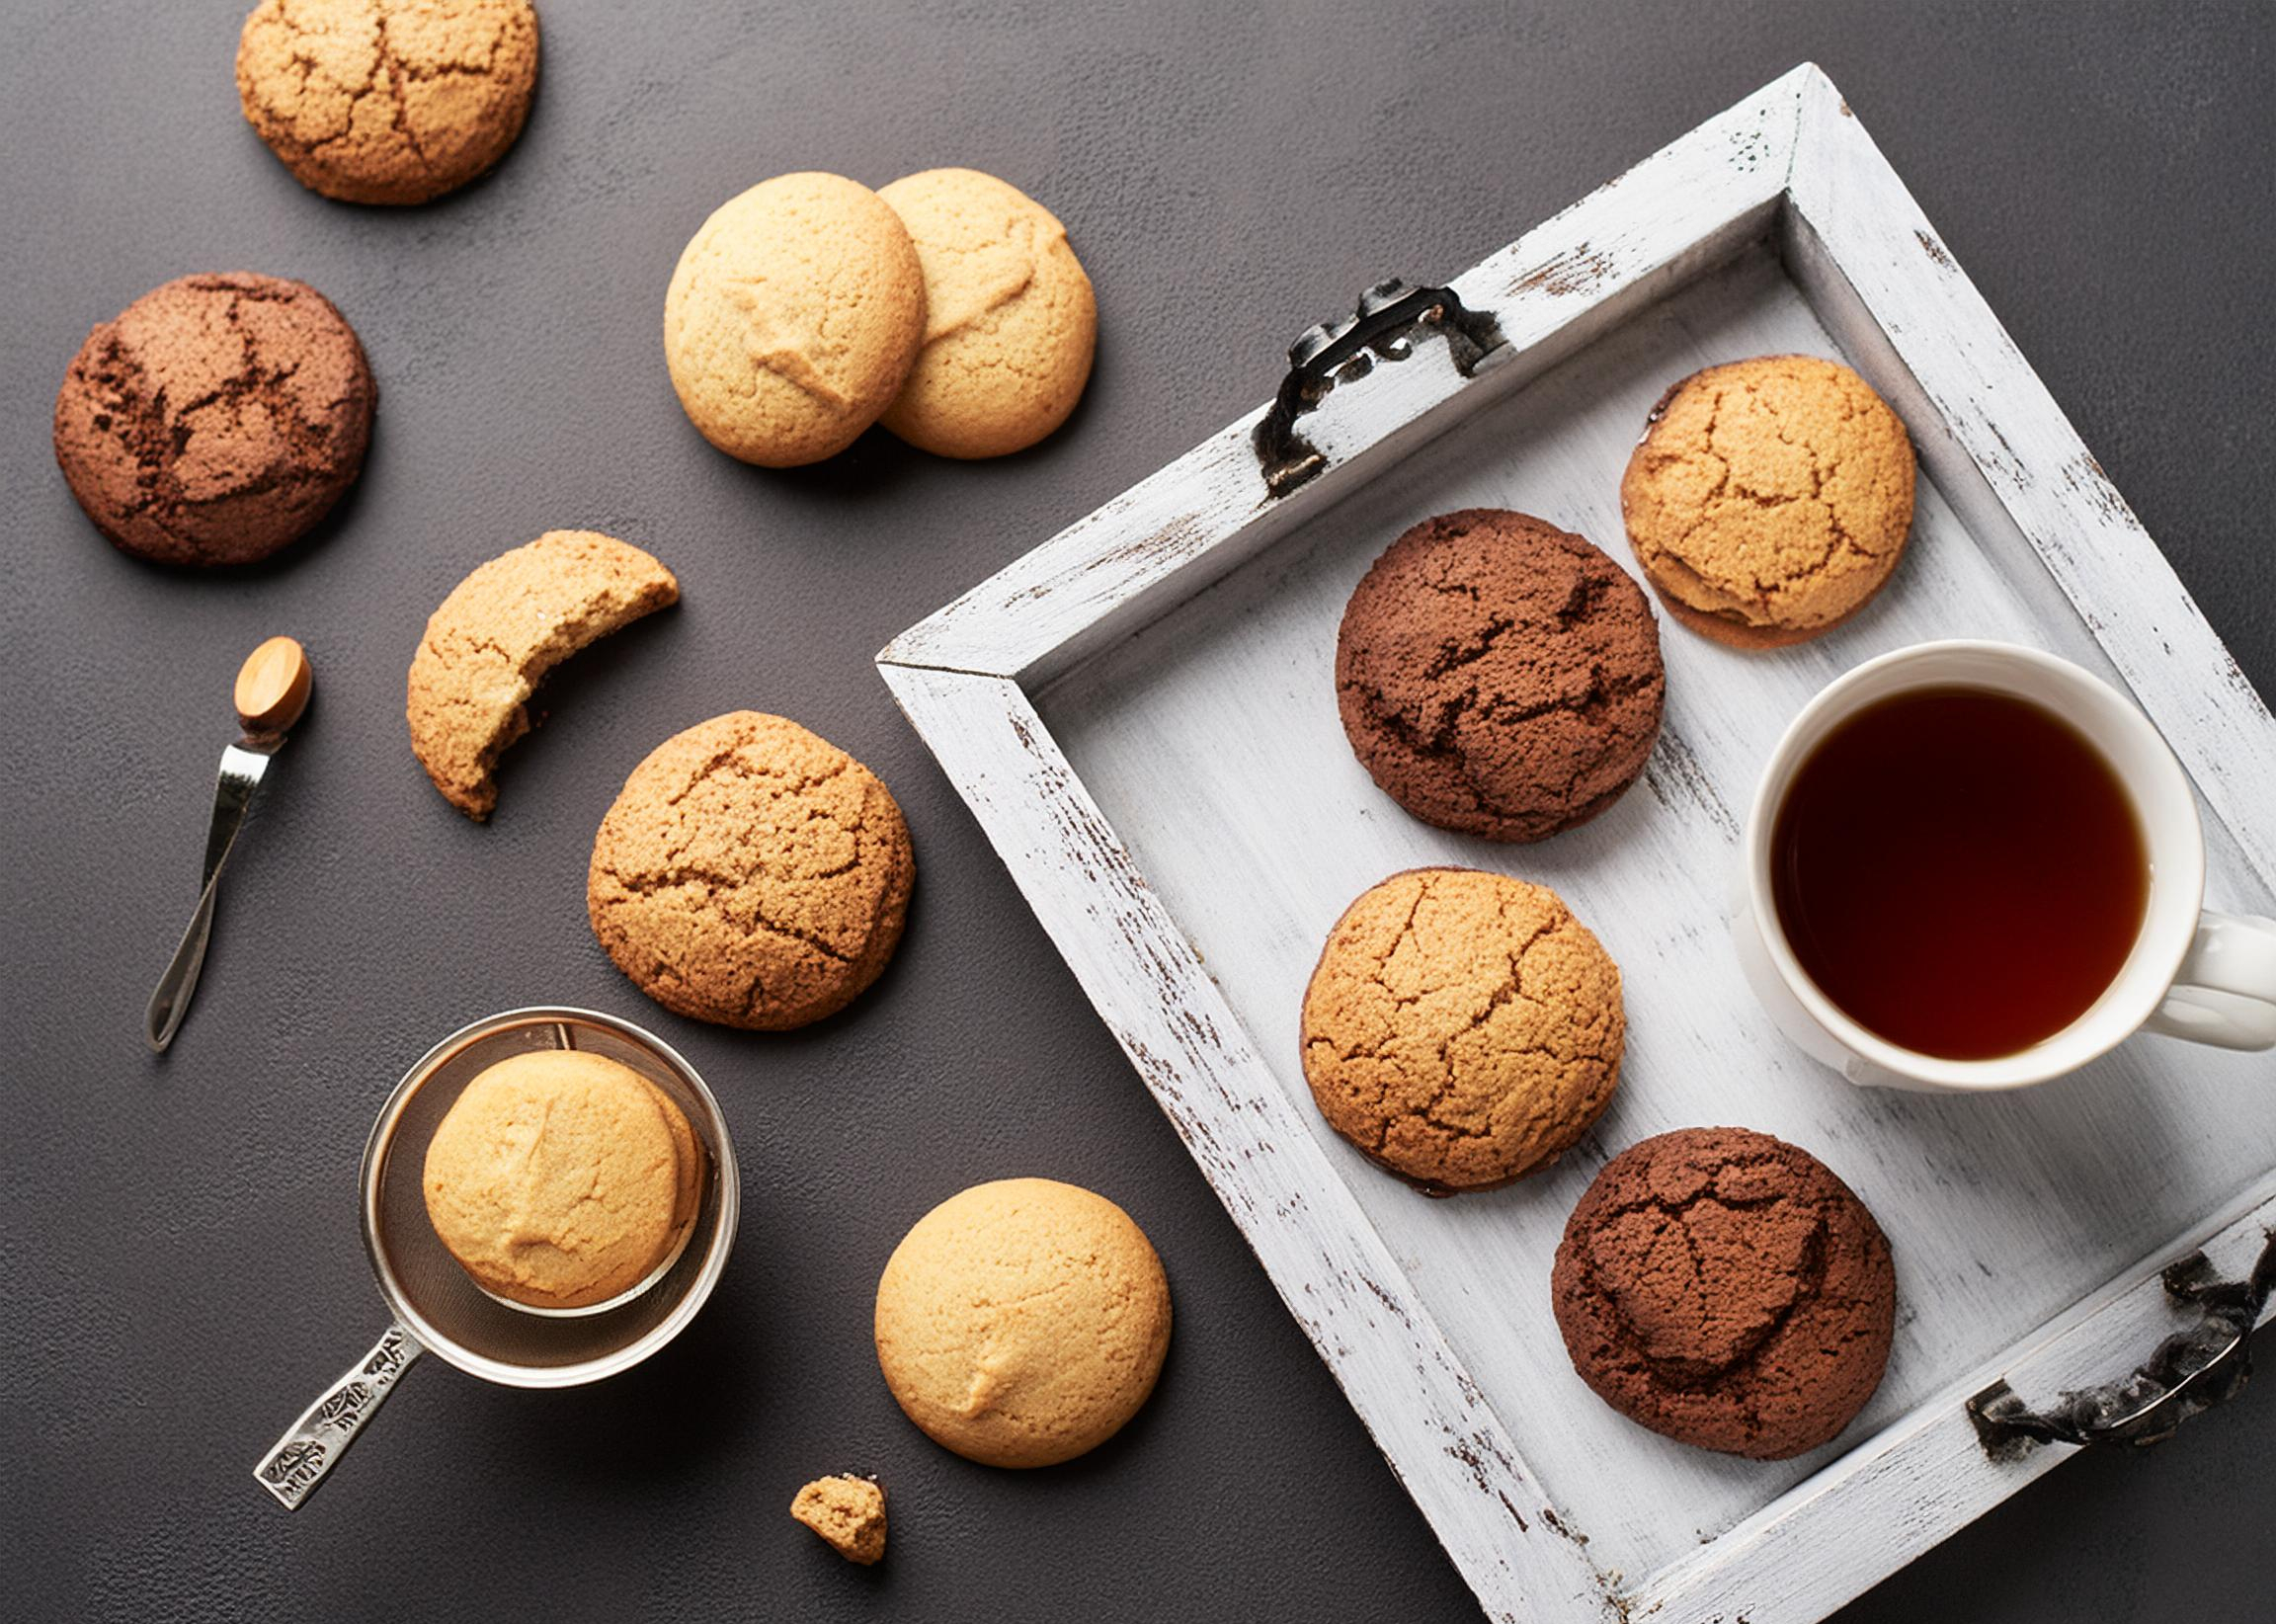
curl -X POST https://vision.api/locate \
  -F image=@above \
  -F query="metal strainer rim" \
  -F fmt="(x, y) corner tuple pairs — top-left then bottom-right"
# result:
(357, 1005), (740, 1389)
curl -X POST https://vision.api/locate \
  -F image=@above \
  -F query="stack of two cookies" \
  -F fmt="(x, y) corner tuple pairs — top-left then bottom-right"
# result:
(664, 168), (1096, 466)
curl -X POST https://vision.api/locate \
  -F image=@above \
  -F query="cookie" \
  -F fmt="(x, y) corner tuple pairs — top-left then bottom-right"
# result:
(875, 168), (1097, 459)
(406, 529), (679, 820)
(790, 1476), (886, 1565)
(873, 1178), (1171, 1468)
(588, 712), (914, 1030)
(421, 1049), (691, 1310)
(1551, 1127), (1897, 1460)
(52, 273), (374, 567)
(1301, 868), (1623, 1195)
(663, 173), (926, 467)
(1619, 355), (1916, 648)
(236, 0), (541, 206)
(1335, 509), (1665, 843)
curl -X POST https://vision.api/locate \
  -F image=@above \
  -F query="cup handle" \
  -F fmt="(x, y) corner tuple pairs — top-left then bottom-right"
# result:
(2143, 911), (2276, 1052)
(252, 1324), (423, 1509)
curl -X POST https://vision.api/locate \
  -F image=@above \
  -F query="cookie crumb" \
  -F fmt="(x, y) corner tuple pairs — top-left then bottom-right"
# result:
(791, 1475), (886, 1566)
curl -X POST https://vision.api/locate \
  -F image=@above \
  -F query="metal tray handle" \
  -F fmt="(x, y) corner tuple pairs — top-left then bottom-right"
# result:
(1969, 1229), (2276, 1454)
(1252, 279), (1504, 500)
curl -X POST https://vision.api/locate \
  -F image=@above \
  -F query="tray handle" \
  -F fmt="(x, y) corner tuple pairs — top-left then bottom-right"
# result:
(1252, 279), (1504, 500)
(1968, 1228), (2276, 1455)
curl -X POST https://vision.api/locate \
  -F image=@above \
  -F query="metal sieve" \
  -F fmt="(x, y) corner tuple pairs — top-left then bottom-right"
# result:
(252, 1007), (740, 1509)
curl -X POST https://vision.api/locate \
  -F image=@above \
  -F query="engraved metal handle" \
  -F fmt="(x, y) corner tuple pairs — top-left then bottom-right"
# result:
(1968, 1230), (2276, 1454)
(254, 1324), (423, 1509)
(1251, 279), (1504, 500)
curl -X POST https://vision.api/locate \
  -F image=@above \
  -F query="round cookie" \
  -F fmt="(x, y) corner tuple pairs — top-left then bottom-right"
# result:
(876, 168), (1097, 459)
(1551, 1127), (1897, 1460)
(1335, 509), (1666, 842)
(1301, 868), (1623, 1195)
(52, 273), (375, 567)
(587, 711), (914, 1030)
(873, 1178), (1171, 1468)
(421, 1049), (687, 1310)
(1620, 355), (1916, 648)
(236, 0), (540, 206)
(663, 173), (926, 467)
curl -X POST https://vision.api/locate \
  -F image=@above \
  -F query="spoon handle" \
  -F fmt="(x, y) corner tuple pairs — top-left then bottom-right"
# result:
(145, 743), (272, 1053)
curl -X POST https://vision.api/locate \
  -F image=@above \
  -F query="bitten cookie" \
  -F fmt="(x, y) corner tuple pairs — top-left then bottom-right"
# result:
(1620, 355), (1916, 648)
(876, 168), (1097, 458)
(791, 1476), (887, 1565)
(874, 1178), (1171, 1468)
(1301, 868), (1623, 1195)
(406, 530), (679, 820)
(588, 712), (914, 1030)
(236, 0), (540, 206)
(663, 173), (926, 467)
(422, 1049), (693, 1310)
(1336, 510), (1665, 842)
(1551, 1127), (1897, 1460)
(52, 273), (374, 567)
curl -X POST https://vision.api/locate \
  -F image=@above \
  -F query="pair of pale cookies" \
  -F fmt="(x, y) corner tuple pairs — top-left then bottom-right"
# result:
(665, 168), (1096, 465)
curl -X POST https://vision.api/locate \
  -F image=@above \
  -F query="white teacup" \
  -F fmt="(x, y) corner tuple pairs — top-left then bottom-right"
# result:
(1734, 640), (2276, 1092)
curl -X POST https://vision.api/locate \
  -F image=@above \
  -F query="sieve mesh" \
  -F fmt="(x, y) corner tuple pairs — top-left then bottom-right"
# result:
(362, 1009), (737, 1384)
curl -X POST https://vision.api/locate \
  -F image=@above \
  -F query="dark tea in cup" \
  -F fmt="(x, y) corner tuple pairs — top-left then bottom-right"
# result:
(1768, 686), (2149, 1060)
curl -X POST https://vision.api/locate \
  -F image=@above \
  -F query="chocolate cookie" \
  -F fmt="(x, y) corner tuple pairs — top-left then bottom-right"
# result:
(236, 0), (541, 206)
(1620, 355), (1916, 648)
(1551, 1127), (1897, 1460)
(587, 712), (914, 1030)
(1301, 868), (1622, 1195)
(52, 273), (375, 567)
(1335, 510), (1665, 842)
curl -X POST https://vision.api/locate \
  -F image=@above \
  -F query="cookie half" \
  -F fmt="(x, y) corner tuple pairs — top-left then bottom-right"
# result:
(587, 712), (914, 1030)
(663, 173), (926, 467)
(1301, 868), (1623, 1195)
(1336, 510), (1665, 842)
(877, 168), (1097, 458)
(1620, 355), (1916, 647)
(873, 1178), (1171, 1468)
(236, 0), (540, 206)
(53, 273), (374, 567)
(1551, 1126), (1897, 1459)
(406, 530), (680, 821)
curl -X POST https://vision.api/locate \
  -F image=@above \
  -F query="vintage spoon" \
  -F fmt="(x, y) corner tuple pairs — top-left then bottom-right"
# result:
(145, 636), (313, 1053)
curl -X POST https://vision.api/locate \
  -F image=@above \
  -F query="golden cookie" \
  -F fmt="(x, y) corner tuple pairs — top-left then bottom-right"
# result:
(1620, 355), (1915, 648)
(236, 0), (540, 206)
(421, 1049), (688, 1309)
(876, 169), (1097, 458)
(1301, 868), (1623, 1195)
(873, 1178), (1171, 1468)
(406, 529), (679, 821)
(587, 712), (915, 1030)
(663, 173), (926, 467)
(790, 1476), (886, 1565)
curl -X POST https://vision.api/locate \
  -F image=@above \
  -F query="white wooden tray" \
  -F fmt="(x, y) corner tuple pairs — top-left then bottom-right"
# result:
(877, 65), (2276, 1624)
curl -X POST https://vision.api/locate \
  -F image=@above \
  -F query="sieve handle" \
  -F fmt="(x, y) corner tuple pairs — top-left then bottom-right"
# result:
(253, 1324), (423, 1509)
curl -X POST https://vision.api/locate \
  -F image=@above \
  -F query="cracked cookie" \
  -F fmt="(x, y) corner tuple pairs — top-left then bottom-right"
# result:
(237, 0), (540, 206)
(790, 1475), (887, 1565)
(664, 173), (927, 467)
(407, 529), (679, 820)
(1620, 355), (1916, 648)
(873, 1178), (1171, 1468)
(52, 273), (374, 567)
(1551, 1127), (1897, 1460)
(1336, 510), (1665, 842)
(588, 711), (914, 1029)
(422, 1049), (696, 1310)
(876, 168), (1097, 459)
(1301, 868), (1622, 1195)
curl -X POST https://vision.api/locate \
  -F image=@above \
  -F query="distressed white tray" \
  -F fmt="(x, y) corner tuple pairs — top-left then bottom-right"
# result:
(877, 65), (2276, 1624)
